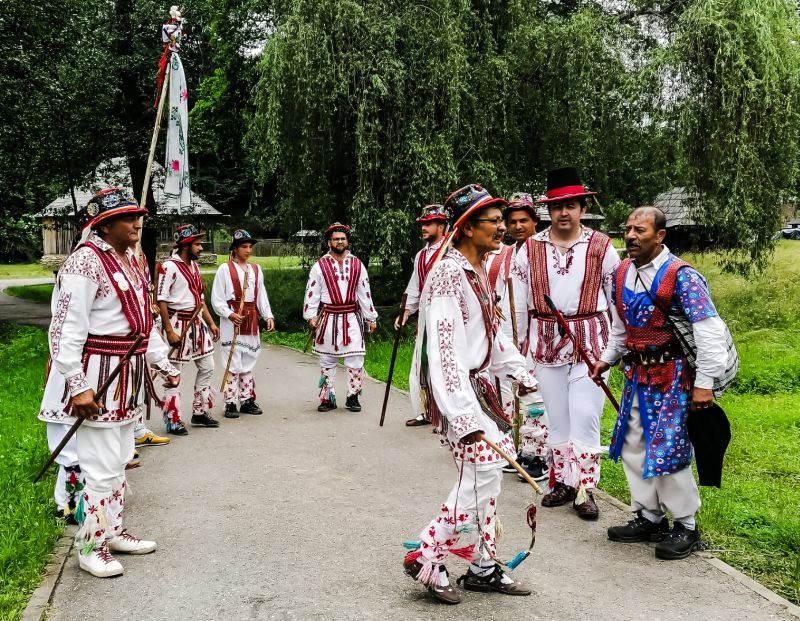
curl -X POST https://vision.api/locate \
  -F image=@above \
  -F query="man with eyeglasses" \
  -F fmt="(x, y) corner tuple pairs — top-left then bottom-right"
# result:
(396, 204), (448, 427)
(303, 223), (378, 412)
(157, 223), (221, 434)
(514, 167), (620, 520)
(486, 193), (551, 483)
(404, 185), (537, 604)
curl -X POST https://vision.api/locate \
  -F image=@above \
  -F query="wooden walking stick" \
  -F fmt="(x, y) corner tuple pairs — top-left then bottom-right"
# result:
(506, 276), (523, 450)
(34, 334), (145, 483)
(479, 433), (544, 495)
(379, 293), (408, 426)
(220, 266), (249, 392)
(168, 302), (204, 359)
(544, 294), (620, 411)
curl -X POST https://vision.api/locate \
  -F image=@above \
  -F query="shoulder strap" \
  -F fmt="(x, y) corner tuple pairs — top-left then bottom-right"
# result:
(577, 231), (611, 315)
(527, 238), (551, 315)
(227, 260), (242, 300)
(318, 256), (344, 305)
(615, 258), (631, 321)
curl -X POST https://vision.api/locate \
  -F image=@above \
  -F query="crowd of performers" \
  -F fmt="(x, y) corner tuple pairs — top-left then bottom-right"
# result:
(39, 166), (732, 593)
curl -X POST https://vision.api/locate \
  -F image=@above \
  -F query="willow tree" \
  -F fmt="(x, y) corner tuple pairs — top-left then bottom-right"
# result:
(672, 0), (800, 273)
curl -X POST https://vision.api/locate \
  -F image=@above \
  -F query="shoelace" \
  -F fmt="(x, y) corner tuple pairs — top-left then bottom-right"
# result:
(119, 530), (140, 543)
(97, 546), (115, 564)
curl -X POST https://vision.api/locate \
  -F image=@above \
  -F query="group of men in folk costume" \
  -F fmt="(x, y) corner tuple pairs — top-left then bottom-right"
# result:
(40, 189), (180, 577)
(303, 223), (378, 413)
(404, 170), (731, 603)
(212, 229), (275, 418)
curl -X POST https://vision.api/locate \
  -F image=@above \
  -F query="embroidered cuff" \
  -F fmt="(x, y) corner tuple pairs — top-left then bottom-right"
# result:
(693, 372), (715, 390)
(153, 359), (180, 377)
(511, 369), (538, 391)
(66, 372), (91, 397)
(449, 413), (481, 439)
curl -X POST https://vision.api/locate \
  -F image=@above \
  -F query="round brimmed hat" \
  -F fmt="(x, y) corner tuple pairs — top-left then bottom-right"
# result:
(504, 192), (540, 220)
(443, 184), (508, 231)
(230, 229), (258, 251)
(416, 204), (449, 223)
(324, 222), (352, 242)
(174, 223), (206, 247)
(86, 188), (147, 229)
(536, 167), (597, 204)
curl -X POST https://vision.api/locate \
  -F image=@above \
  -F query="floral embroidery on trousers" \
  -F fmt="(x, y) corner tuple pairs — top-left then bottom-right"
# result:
(319, 366), (336, 403)
(346, 367), (364, 397)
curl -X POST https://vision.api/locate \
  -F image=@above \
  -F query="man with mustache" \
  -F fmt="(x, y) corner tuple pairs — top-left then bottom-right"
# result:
(485, 193), (550, 482)
(396, 204), (449, 427)
(515, 167), (620, 520)
(158, 224), (221, 433)
(405, 185), (537, 605)
(39, 189), (180, 577)
(304, 223), (377, 412)
(592, 206), (728, 559)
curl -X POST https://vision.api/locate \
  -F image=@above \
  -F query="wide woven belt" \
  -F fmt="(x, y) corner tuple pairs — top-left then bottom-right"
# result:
(84, 334), (148, 356)
(168, 308), (198, 321)
(323, 302), (358, 314)
(622, 344), (682, 367)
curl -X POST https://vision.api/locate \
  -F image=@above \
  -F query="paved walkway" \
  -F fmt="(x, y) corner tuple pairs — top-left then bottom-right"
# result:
(0, 278), (54, 328)
(36, 345), (797, 621)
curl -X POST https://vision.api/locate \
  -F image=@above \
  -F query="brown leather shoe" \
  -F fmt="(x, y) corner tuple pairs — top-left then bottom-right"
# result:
(457, 566), (531, 596)
(574, 489), (599, 520)
(405, 417), (431, 427)
(428, 583), (462, 604)
(541, 481), (577, 507)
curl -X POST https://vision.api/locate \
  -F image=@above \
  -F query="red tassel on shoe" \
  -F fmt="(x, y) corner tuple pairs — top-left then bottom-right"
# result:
(404, 550), (423, 563)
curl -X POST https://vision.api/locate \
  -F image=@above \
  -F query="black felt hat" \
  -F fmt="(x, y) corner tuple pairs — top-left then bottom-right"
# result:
(537, 167), (597, 204)
(687, 402), (731, 488)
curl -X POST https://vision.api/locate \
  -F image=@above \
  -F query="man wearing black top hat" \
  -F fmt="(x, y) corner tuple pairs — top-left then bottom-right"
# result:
(515, 168), (620, 520)
(592, 206), (730, 559)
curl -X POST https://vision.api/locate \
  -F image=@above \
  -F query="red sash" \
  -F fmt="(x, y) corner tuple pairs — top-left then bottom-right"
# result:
(316, 255), (362, 350)
(416, 244), (439, 292)
(227, 261), (259, 336)
(165, 257), (205, 309)
(487, 245), (514, 294)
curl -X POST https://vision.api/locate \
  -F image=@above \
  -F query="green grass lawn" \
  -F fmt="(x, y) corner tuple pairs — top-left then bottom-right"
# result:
(0, 325), (62, 621)
(0, 264), (55, 280)
(4, 284), (54, 305)
(214, 255), (301, 269)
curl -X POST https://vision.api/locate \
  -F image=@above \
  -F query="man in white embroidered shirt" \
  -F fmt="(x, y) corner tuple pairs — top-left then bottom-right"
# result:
(592, 206), (728, 560)
(40, 189), (180, 578)
(404, 184), (538, 605)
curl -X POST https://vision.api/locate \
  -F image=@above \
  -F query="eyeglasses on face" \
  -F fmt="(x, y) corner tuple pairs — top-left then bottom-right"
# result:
(470, 217), (505, 227)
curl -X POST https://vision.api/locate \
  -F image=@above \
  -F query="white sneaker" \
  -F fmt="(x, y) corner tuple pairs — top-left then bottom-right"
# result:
(106, 530), (157, 555)
(78, 545), (124, 578)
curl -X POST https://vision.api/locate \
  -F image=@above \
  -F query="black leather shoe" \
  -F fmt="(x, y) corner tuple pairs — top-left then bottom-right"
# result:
(317, 399), (337, 412)
(190, 413), (220, 427)
(541, 481), (577, 507)
(240, 398), (262, 415)
(457, 565), (531, 596)
(224, 403), (239, 418)
(608, 510), (670, 543)
(655, 522), (701, 559)
(345, 394), (362, 412)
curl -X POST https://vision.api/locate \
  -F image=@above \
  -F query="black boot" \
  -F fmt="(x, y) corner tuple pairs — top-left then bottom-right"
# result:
(224, 403), (239, 418)
(608, 510), (670, 543)
(190, 412), (220, 427)
(240, 398), (262, 415)
(317, 399), (337, 412)
(655, 522), (701, 559)
(345, 394), (362, 412)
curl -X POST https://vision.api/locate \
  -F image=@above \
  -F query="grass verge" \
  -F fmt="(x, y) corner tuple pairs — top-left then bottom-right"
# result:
(0, 264), (54, 280)
(0, 324), (62, 621)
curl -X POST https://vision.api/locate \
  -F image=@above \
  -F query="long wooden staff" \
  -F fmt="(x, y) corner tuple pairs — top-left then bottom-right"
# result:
(479, 433), (544, 495)
(169, 302), (204, 359)
(34, 334), (145, 482)
(220, 265), (248, 392)
(544, 294), (620, 411)
(379, 293), (408, 426)
(507, 276), (523, 450)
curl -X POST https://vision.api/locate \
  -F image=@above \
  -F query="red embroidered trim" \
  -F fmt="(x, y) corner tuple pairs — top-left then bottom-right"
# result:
(227, 261), (259, 336)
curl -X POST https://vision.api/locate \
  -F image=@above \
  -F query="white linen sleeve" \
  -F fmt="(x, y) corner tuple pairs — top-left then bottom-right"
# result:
(146, 325), (179, 376)
(303, 264), (323, 320)
(49, 272), (97, 397)
(157, 261), (177, 303)
(600, 298), (628, 366)
(256, 266), (274, 320)
(403, 250), (422, 315)
(425, 264), (483, 438)
(357, 262), (378, 322)
(489, 329), (537, 390)
(210, 265), (232, 319)
(692, 316), (728, 389)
